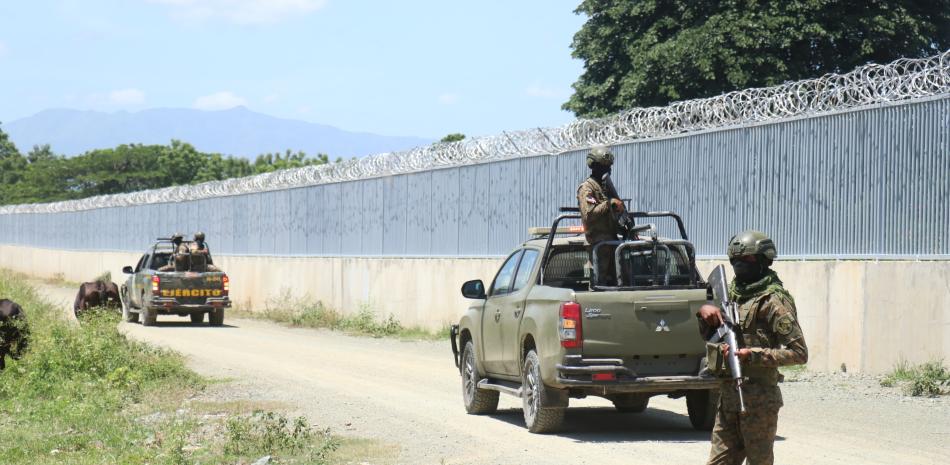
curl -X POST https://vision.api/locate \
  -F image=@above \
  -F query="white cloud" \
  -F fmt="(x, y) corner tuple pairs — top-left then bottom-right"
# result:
(149, 0), (327, 25)
(438, 93), (459, 105)
(108, 88), (146, 105)
(262, 93), (280, 104)
(525, 85), (565, 99)
(193, 91), (248, 110)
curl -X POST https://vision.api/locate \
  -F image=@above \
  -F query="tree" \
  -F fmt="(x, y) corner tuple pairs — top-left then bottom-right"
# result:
(564, 0), (950, 117)
(439, 133), (466, 143)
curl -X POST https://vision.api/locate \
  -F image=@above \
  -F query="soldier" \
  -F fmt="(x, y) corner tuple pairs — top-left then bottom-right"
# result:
(158, 233), (189, 272)
(697, 231), (808, 465)
(189, 231), (220, 272)
(576, 145), (625, 285)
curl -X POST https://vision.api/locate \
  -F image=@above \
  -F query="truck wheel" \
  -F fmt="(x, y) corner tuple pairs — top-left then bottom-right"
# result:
(461, 341), (498, 414)
(612, 394), (650, 413)
(121, 288), (139, 323)
(686, 389), (719, 431)
(190, 312), (205, 324)
(209, 308), (224, 326)
(522, 350), (565, 433)
(141, 307), (157, 326)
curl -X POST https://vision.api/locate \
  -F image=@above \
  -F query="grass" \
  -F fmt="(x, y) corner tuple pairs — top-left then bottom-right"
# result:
(880, 359), (950, 397)
(779, 364), (808, 382)
(0, 272), (391, 464)
(234, 289), (451, 341)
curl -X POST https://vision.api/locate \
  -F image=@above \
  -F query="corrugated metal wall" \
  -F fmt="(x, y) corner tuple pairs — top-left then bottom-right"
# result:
(2, 97), (948, 258)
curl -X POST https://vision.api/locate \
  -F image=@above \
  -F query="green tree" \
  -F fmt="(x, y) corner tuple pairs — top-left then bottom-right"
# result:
(439, 133), (466, 143)
(565, 0), (950, 117)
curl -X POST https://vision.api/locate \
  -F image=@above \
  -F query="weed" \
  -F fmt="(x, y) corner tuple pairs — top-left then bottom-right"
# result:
(94, 271), (112, 284)
(881, 359), (950, 396)
(246, 289), (448, 340)
(225, 411), (339, 463)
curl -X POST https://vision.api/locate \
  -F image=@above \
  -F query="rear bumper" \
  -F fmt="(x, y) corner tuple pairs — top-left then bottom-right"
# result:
(146, 297), (231, 312)
(555, 356), (719, 393)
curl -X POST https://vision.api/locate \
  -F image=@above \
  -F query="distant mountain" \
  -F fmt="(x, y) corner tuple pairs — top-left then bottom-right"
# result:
(2, 107), (433, 158)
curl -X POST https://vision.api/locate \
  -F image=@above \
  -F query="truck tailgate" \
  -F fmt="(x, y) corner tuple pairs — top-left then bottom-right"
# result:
(158, 272), (227, 305)
(576, 289), (706, 359)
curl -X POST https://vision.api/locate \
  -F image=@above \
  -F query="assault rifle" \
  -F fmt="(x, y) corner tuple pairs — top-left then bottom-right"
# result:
(707, 264), (747, 415)
(601, 173), (637, 239)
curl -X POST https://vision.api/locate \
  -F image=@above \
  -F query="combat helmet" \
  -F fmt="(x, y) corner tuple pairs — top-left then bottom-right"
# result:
(170, 232), (184, 242)
(727, 230), (777, 263)
(586, 145), (614, 167)
(194, 231), (205, 242)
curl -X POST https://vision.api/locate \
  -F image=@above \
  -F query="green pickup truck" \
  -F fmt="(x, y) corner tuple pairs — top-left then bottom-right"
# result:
(120, 238), (231, 326)
(450, 211), (719, 433)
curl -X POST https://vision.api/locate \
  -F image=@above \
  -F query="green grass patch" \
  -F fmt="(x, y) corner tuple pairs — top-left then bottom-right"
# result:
(235, 289), (450, 340)
(0, 272), (386, 464)
(880, 359), (950, 397)
(778, 364), (807, 382)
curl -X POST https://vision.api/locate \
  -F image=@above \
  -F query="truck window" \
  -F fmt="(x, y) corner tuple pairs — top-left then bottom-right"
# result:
(490, 250), (523, 296)
(134, 254), (148, 272)
(542, 247), (589, 291)
(149, 253), (172, 271)
(620, 244), (693, 286)
(511, 249), (539, 292)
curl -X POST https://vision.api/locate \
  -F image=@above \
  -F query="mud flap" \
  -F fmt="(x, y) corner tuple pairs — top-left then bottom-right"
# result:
(449, 324), (460, 368)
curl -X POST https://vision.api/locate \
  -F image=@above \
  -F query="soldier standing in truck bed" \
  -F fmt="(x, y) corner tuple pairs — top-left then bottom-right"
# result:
(697, 230), (808, 465)
(189, 232), (220, 272)
(576, 145), (625, 286)
(158, 233), (190, 272)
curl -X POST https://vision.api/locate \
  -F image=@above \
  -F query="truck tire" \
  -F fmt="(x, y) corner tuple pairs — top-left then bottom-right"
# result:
(121, 288), (139, 323)
(687, 389), (719, 431)
(209, 308), (225, 327)
(141, 307), (157, 326)
(522, 350), (565, 433)
(460, 341), (499, 414)
(190, 312), (205, 324)
(611, 394), (650, 413)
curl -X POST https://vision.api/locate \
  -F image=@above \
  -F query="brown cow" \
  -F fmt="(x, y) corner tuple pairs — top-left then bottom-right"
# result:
(0, 299), (29, 370)
(73, 281), (121, 318)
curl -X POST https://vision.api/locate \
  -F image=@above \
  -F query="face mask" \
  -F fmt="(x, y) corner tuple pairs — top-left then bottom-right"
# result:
(591, 163), (611, 180)
(731, 258), (765, 284)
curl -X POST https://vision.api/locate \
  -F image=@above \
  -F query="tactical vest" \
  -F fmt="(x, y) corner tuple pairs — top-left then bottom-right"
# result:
(738, 293), (781, 385)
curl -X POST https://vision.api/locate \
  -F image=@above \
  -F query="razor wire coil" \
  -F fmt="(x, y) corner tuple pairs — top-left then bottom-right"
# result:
(3, 50), (949, 214)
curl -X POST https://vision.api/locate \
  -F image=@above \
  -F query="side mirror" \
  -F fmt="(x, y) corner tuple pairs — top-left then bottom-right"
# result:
(122, 266), (134, 274)
(461, 279), (486, 299)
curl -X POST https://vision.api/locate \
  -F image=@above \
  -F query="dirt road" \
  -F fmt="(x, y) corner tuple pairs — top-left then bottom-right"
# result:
(37, 282), (949, 464)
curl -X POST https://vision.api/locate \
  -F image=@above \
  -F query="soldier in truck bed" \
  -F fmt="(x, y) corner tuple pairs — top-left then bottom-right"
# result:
(576, 145), (626, 286)
(158, 233), (190, 272)
(697, 230), (808, 465)
(189, 232), (220, 272)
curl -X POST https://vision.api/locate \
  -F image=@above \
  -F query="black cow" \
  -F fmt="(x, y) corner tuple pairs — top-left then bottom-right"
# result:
(0, 299), (29, 370)
(73, 281), (121, 318)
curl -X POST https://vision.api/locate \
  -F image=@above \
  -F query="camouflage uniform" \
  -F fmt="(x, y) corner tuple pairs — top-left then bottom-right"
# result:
(577, 177), (619, 285)
(188, 241), (220, 272)
(158, 241), (191, 272)
(707, 271), (808, 465)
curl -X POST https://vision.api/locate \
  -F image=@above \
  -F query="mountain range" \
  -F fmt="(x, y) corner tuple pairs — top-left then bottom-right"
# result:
(2, 107), (433, 158)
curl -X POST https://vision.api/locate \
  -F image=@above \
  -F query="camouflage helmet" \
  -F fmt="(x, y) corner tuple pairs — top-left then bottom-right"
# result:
(727, 230), (777, 262)
(586, 145), (614, 167)
(170, 232), (184, 242)
(194, 231), (206, 242)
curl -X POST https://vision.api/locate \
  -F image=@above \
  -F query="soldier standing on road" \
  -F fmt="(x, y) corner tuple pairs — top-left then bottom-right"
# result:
(577, 145), (625, 286)
(697, 231), (808, 465)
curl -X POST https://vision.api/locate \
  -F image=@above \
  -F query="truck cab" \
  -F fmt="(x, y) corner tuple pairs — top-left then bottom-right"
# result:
(450, 211), (719, 433)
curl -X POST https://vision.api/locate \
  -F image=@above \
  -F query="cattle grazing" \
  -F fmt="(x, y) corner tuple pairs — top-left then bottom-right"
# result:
(0, 299), (29, 370)
(73, 281), (121, 318)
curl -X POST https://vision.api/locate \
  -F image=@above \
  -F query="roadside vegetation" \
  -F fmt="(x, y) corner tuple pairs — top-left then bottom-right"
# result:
(234, 290), (450, 340)
(881, 360), (950, 397)
(0, 272), (387, 464)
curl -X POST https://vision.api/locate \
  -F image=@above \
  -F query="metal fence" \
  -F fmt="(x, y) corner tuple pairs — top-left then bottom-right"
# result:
(1, 96), (948, 259)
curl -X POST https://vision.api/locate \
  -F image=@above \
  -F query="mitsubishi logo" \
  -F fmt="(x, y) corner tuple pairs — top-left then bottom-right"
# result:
(655, 319), (670, 332)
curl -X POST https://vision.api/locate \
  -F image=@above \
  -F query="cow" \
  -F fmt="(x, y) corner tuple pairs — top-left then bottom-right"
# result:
(73, 281), (121, 318)
(0, 299), (29, 370)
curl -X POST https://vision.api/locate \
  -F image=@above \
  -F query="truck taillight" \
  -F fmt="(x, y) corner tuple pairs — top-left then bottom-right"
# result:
(559, 301), (582, 348)
(151, 275), (160, 295)
(222, 275), (229, 294)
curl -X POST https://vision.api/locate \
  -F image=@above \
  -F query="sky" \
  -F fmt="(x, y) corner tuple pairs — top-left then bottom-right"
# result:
(0, 0), (588, 139)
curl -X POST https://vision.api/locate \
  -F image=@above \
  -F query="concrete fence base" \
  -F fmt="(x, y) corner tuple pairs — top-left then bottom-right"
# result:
(1, 244), (947, 374)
